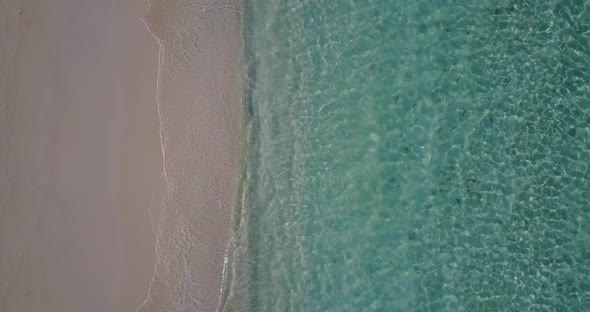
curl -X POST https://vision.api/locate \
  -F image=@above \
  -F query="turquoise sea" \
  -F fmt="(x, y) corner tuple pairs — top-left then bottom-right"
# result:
(223, 1), (590, 311)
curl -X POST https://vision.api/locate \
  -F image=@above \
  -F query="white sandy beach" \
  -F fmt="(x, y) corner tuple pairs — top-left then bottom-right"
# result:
(1, 0), (244, 311)
(0, 0), (163, 311)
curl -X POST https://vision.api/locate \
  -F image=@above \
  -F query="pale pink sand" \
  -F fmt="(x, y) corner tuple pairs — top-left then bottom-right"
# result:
(0, 0), (163, 311)
(137, 1), (245, 311)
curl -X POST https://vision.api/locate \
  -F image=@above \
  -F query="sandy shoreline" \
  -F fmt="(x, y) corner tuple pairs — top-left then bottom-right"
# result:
(138, 1), (245, 311)
(0, 0), (162, 311)
(0, 0), (243, 310)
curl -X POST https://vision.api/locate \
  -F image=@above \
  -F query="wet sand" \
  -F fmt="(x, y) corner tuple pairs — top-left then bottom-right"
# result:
(0, 0), (163, 311)
(138, 0), (245, 311)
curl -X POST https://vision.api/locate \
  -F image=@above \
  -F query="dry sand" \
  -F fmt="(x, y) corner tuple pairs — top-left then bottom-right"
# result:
(0, 0), (163, 311)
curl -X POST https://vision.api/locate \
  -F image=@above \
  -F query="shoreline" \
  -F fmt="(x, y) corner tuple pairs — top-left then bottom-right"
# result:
(138, 1), (246, 311)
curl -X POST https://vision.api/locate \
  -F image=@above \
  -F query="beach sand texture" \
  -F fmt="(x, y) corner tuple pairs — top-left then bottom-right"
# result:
(138, 0), (245, 311)
(1, 0), (243, 310)
(0, 0), (163, 311)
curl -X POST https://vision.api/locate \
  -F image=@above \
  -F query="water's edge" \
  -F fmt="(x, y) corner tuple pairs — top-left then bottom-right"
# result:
(138, 1), (247, 311)
(219, 1), (257, 310)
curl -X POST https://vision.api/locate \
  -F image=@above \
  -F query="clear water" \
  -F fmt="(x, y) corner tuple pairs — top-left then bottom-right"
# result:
(224, 1), (590, 311)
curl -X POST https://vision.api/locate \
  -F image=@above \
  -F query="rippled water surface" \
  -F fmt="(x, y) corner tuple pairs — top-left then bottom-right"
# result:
(224, 1), (590, 311)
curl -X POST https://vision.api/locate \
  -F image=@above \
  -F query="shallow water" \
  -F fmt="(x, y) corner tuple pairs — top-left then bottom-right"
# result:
(224, 1), (590, 310)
